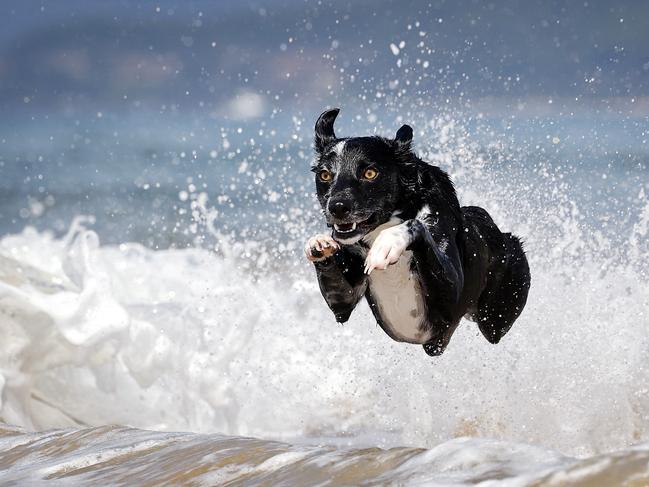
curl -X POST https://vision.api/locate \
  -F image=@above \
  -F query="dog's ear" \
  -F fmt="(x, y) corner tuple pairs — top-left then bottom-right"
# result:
(395, 124), (413, 145)
(315, 108), (340, 154)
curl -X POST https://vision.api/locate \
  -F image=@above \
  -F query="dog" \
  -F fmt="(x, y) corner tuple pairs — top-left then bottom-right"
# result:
(304, 108), (531, 356)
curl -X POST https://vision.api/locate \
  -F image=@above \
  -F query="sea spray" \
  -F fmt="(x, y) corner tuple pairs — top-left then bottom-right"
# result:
(1, 113), (648, 457)
(1, 192), (648, 457)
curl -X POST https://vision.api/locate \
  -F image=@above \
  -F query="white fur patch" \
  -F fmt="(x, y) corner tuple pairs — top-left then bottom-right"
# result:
(364, 224), (410, 272)
(362, 215), (403, 246)
(364, 222), (430, 344)
(334, 233), (363, 245)
(368, 250), (430, 344)
(416, 204), (431, 221)
(332, 140), (346, 156)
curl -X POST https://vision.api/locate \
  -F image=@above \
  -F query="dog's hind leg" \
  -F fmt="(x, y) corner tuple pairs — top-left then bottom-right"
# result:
(475, 234), (531, 344)
(422, 321), (460, 356)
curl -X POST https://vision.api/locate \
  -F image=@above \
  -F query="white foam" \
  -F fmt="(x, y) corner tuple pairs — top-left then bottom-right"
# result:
(0, 211), (647, 458)
(2, 110), (649, 458)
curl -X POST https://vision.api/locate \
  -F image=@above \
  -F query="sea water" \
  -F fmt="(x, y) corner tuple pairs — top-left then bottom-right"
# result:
(0, 112), (648, 485)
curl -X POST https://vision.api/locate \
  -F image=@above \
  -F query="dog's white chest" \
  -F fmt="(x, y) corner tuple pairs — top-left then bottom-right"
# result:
(367, 251), (430, 344)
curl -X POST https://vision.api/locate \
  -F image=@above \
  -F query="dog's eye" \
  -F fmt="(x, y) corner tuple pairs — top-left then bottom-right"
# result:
(319, 170), (333, 182)
(363, 168), (378, 180)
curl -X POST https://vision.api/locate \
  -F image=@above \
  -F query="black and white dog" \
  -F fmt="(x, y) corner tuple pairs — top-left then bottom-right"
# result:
(305, 108), (530, 356)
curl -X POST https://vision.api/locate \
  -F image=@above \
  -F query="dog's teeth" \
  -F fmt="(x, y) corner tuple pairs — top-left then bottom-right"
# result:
(334, 222), (356, 233)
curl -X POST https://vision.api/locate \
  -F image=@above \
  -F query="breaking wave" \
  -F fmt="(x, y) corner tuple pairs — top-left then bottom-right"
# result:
(0, 117), (648, 485)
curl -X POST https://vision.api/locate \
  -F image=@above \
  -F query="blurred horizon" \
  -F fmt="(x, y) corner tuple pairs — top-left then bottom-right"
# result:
(2, 0), (649, 115)
(0, 0), (647, 247)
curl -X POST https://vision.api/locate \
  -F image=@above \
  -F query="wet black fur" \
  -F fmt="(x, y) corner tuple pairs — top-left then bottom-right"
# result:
(310, 108), (531, 356)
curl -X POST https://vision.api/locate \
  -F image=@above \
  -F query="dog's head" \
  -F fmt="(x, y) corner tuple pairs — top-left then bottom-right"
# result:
(311, 108), (414, 245)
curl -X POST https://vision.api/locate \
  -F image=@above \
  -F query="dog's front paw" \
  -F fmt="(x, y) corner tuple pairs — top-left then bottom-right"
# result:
(305, 234), (340, 262)
(364, 225), (410, 274)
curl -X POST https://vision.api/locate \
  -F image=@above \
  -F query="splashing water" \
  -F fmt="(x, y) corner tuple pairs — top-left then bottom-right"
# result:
(1, 114), (648, 470)
(8, 422), (649, 486)
(0, 106), (646, 487)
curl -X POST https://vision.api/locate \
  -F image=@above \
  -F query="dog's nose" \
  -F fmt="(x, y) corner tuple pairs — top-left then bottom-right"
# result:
(329, 200), (352, 219)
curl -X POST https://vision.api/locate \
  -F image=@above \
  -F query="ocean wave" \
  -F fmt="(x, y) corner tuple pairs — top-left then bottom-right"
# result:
(2, 422), (649, 486)
(1, 205), (648, 460)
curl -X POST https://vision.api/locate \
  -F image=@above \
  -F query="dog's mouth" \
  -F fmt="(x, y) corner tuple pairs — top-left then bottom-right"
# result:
(333, 222), (358, 233)
(330, 215), (376, 243)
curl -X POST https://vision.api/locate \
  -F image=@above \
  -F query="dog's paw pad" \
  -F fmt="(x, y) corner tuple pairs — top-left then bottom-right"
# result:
(364, 226), (409, 274)
(305, 234), (340, 262)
